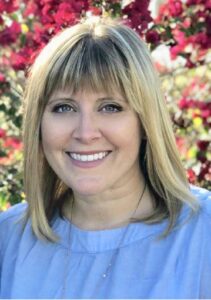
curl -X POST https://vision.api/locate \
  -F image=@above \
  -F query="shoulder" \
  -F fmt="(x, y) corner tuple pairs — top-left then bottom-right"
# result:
(0, 202), (28, 226)
(190, 185), (211, 217)
(177, 185), (211, 238)
(0, 203), (28, 253)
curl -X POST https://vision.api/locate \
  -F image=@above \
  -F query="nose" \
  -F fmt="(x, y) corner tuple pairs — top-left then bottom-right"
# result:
(72, 112), (102, 144)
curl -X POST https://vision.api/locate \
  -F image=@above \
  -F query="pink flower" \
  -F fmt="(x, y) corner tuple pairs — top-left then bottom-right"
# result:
(198, 162), (211, 180)
(196, 10), (206, 20)
(146, 30), (160, 44)
(0, 73), (6, 83)
(172, 29), (186, 44)
(201, 109), (211, 118)
(87, 6), (102, 16)
(205, 0), (211, 9)
(29, 25), (52, 47)
(41, 4), (55, 24)
(23, 1), (39, 17)
(3, 137), (22, 150)
(169, 0), (183, 17)
(0, 0), (19, 13)
(186, 0), (204, 5)
(205, 15), (211, 35)
(0, 21), (21, 46)
(185, 59), (196, 68)
(170, 44), (183, 59)
(178, 98), (188, 109)
(0, 128), (6, 139)
(54, 10), (77, 27)
(53, 2), (83, 27)
(10, 51), (28, 70)
(0, 15), (3, 25)
(123, 0), (150, 14)
(194, 32), (210, 49)
(156, 3), (168, 22)
(187, 169), (196, 184)
(197, 140), (210, 151)
(182, 18), (191, 29)
(122, 0), (152, 35)
(71, 0), (89, 13)
(198, 102), (210, 110)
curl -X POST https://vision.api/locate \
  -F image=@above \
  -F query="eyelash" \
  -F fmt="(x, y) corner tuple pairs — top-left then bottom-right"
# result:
(100, 104), (123, 113)
(52, 103), (123, 113)
(52, 104), (75, 113)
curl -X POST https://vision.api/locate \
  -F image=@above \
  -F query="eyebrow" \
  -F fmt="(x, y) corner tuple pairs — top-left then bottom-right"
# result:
(48, 96), (126, 105)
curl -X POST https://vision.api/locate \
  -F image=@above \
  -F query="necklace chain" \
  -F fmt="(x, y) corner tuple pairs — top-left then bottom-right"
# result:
(61, 182), (146, 298)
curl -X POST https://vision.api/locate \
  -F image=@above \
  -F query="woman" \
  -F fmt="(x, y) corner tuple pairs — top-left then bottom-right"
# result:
(0, 17), (211, 299)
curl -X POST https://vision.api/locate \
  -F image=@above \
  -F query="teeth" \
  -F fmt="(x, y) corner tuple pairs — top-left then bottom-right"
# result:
(88, 155), (94, 161)
(94, 154), (99, 160)
(69, 152), (108, 162)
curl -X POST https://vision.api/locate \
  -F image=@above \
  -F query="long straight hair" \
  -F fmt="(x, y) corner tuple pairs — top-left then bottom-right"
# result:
(23, 17), (198, 241)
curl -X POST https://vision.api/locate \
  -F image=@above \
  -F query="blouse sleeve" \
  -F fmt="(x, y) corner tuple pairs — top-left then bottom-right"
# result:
(0, 203), (28, 292)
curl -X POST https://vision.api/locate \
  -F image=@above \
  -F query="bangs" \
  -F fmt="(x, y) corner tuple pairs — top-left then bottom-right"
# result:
(44, 35), (130, 98)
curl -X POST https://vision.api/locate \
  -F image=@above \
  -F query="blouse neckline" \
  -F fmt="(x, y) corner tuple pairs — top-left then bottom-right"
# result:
(51, 203), (190, 253)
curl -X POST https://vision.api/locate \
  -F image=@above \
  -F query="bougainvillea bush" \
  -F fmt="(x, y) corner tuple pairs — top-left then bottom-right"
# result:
(151, 0), (211, 189)
(0, 0), (210, 210)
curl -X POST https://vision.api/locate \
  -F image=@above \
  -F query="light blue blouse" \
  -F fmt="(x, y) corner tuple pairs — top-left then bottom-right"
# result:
(0, 185), (211, 299)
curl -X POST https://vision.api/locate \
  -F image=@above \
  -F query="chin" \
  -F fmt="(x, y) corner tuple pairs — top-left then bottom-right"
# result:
(68, 179), (106, 197)
(72, 185), (108, 197)
(73, 187), (104, 197)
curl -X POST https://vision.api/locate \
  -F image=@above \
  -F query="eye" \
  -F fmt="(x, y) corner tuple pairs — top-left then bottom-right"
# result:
(100, 104), (123, 113)
(52, 104), (75, 113)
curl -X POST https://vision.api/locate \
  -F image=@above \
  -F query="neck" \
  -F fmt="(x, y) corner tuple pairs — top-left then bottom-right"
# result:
(63, 174), (154, 230)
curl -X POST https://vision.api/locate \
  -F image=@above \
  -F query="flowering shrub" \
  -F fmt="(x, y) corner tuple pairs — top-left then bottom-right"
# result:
(164, 67), (211, 188)
(0, 0), (152, 71)
(0, 128), (24, 210)
(146, 0), (211, 188)
(0, 0), (210, 210)
(149, 0), (211, 67)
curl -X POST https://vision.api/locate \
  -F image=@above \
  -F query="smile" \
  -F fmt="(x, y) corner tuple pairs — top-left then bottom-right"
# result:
(66, 151), (110, 162)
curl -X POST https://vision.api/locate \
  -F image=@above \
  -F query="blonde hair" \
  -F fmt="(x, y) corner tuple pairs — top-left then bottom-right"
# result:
(23, 17), (198, 241)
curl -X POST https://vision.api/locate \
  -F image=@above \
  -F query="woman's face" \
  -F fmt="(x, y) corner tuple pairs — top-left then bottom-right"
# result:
(41, 89), (143, 196)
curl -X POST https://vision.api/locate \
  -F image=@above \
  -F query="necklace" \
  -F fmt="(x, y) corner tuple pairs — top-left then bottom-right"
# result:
(61, 182), (147, 298)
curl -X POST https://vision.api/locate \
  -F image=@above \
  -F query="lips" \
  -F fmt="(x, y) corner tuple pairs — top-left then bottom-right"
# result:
(65, 151), (110, 162)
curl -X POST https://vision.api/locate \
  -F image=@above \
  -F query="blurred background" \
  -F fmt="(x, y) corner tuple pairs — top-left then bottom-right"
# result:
(0, 0), (210, 211)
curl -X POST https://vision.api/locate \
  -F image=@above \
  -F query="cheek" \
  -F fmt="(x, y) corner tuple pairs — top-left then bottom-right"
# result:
(41, 125), (55, 151)
(123, 121), (142, 158)
(115, 118), (141, 146)
(41, 116), (70, 151)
